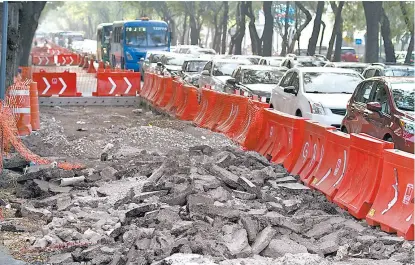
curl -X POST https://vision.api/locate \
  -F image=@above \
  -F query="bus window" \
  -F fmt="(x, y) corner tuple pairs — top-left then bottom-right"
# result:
(125, 26), (146, 46)
(148, 29), (168, 47)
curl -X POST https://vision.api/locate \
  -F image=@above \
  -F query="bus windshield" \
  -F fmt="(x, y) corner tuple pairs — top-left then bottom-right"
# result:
(125, 26), (168, 47)
(103, 27), (111, 44)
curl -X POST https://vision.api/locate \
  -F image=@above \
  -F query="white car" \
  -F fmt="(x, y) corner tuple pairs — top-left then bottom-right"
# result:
(231, 55), (262, 65)
(270, 67), (364, 128)
(258, 56), (285, 67)
(198, 58), (252, 91)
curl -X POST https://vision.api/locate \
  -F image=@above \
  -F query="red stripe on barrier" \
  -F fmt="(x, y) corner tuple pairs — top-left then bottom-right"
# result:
(32, 70), (80, 97)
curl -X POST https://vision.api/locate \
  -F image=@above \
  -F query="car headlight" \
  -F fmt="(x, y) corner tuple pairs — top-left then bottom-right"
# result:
(215, 83), (224, 91)
(311, 102), (326, 115)
(400, 119), (414, 134)
(126, 52), (133, 61)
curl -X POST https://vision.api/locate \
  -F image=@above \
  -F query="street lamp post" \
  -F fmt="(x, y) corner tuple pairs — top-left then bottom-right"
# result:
(0, 1), (8, 100)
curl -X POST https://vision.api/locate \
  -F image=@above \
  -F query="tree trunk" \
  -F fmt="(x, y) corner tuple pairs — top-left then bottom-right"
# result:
(181, 13), (187, 45)
(319, 21), (326, 54)
(363, 1), (382, 63)
(288, 2), (312, 53)
(221, 1), (229, 54)
(400, 1), (414, 63)
(327, 1), (344, 60)
(307, 1), (324, 56)
(262, 1), (273, 56)
(245, 1), (261, 55)
(232, 2), (246, 55)
(333, 18), (343, 62)
(380, 7), (395, 63)
(189, 15), (199, 45)
(205, 27), (210, 48)
(280, 1), (290, 56)
(18, 2), (46, 66)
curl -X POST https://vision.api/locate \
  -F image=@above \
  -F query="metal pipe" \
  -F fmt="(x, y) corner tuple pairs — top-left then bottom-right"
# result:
(0, 1), (8, 100)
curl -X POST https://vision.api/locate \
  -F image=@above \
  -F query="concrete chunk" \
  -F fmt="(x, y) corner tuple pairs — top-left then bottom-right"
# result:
(125, 203), (159, 218)
(251, 226), (276, 255)
(262, 237), (308, 258)
(210, 165), (241, 189)
(233, 190), (256, 200)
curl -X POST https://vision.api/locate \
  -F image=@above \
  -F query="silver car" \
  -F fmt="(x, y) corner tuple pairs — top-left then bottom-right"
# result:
(198, 58), (252, 92)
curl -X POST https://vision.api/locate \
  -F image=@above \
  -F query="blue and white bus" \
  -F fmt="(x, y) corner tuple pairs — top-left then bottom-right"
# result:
(109, 18), (171, 71)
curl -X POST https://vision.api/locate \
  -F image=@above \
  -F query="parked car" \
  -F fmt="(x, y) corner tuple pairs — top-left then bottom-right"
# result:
(270, 67), (364, 128)
(224, 65), (286, 102)
(280, 55), (327, 69)
(231, 55), (262, 64)
(160, 53), (192, 76)
(258, 56), (284, 67)
(186, 47), (217, 56)
(198, 58), (252, 91)
(175, 45), (200, 54)
(362, 63), (415, 79)
(341, 77), (414, 153)
(325, 62), (369, 74)
(140, 51), (170, 76)
(338, 46), (359, 62)
(180, 58), (210, 87)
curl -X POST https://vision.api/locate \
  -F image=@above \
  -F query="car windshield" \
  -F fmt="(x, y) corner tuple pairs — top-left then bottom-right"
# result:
(303, 72), (363, 94)
(269, 59), (282, 66)
(341, 49), (356, 54)
(297, 58), (320, 67)
(164, 56), (185, 66)
(125, 26), (168, 47)
(384, 67), (415, 77)
(184, 61), (208, 72)
(391, 83), (414, 111)
(199, 49), (216, 55)
(242, 69), (284, 84)
(340, 66), (366, 74)
(213, 62), (240, 76)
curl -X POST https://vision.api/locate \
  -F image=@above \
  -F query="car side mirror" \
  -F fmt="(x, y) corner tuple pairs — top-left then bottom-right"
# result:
(157, 62), (163, 67)
(367, 102), (381, 112)
(201, 70), (210, 76)
(284, 86), (296, 94)
(226, 78), (237, 86)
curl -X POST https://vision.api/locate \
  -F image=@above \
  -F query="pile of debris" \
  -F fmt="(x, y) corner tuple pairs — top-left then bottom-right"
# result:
(1, 145), (413, 265)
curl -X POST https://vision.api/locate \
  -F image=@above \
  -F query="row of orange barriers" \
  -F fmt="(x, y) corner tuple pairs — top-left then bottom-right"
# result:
(141, 72), (415, 241)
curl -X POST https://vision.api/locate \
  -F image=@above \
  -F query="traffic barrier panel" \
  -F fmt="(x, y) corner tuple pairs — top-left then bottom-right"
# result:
(171, 81), (186, 116)
(164, 80), (179, 114)
(365, 149), (414, 240)
(288, 121), (336, 185)
(333, 133), (394, 219)
(193, 89), (219, 128)
(233, 100), (268, 150)
(33, 70), (80, 97)
(57, 54), (78, 66)
(6, 82), (32, 136)
(201, 91), (227, 130)
(150, 76), (166, 104)
(155, 76), (173, 108)
(140, 72), (153, 99)
(308, 130), (351, 201)
(175, 85), (200, 121)
(87, 59), (96, 73)
(29, 82), (40, 131)
(147, 74), (162, 102)
(215, 94), (249, 136)
(94, 72), (140, 97)
(32, 55), (55, 66)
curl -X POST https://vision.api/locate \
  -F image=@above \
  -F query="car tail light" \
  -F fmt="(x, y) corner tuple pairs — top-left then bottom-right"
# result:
(355, 55), (359, 59)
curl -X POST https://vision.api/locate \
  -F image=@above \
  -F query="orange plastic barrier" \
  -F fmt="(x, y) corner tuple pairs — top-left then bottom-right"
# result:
(155, 77), (173, 108)
(150, 76), (166, 104)
(215, 94), (249, 136)
(193, 89), (218, 128)
(175, 85), (200, 121)
(57, 54), (78, 65)
(7, 83), (32, 136)
(33, 70), (81, 97)
(333, 133), (394, 219)
(140, 72), (153, 98)
(365, 149), (414, 240)
(201, 92), (227, 130)
(309, 130), (351, 201)
(29, 82), (40, 131)
(94, 72), (141, 97)
(164, 80), (179, 114)
(288, 121), (336, 185)
(233, 100), (268, 150)
(98, 61), (105, 71)
(87, 59), (96, 73)
(172, 82), (186, 116)
(147, 74), (162, 101)
(32, 55), (55, 66)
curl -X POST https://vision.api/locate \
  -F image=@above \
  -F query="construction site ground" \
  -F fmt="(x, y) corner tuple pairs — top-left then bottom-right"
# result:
(0, 104), (413, 265)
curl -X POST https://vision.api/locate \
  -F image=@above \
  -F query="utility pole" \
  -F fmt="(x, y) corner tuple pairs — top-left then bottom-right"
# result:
(0, 1), (8, 100)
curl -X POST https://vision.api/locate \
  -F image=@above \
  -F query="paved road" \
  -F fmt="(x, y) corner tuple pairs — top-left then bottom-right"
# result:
(0, 246), (25, 265)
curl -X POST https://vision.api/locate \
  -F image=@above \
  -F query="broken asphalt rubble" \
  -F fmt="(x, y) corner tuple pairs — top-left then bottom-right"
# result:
(1, 145), (414, 265)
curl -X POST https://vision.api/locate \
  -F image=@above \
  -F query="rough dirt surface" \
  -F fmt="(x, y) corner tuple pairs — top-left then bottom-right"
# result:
(0, 105), (413, 265)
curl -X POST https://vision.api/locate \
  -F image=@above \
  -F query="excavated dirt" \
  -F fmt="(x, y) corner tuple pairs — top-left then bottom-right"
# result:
(0, 105), (413, 265)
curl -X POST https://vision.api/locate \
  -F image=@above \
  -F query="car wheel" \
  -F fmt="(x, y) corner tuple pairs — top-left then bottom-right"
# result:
(341, 127), (348, 134)
(384, 136), (393, 143)
(295, 110), (302, 117)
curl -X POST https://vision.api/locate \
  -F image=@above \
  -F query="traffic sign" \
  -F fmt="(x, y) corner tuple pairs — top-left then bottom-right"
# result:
(355, 39), (362, 45)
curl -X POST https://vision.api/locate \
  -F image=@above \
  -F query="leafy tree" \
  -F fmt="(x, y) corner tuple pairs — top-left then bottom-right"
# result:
(307, 1), (324, 56)
(400, 1), (414, 63)
(380, 5), (396, 62)
(363, 1), (382, 63)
